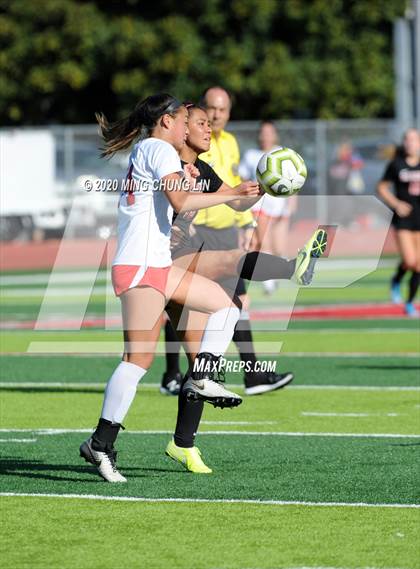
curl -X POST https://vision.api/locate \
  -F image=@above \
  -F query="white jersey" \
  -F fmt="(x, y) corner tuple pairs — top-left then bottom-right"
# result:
(113, 138), (183, 267)
(239, 147), (291, 217)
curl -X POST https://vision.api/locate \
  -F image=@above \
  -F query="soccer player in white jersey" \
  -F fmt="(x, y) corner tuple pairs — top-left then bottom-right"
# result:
(79, 93), (260, 482)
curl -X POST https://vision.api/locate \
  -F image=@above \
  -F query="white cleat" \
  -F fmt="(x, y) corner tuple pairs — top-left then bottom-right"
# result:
(186, 352), (242, 408)
(183, 377), (242, 408)
(80, 438), (127, 483)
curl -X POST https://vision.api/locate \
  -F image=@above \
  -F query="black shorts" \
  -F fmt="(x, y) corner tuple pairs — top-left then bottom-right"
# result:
(193, 225), (247, 296)
(392, 208), (420, 231)
(172, 225), (247, 296)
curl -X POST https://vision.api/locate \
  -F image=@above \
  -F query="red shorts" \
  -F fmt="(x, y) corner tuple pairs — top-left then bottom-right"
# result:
(112, 265), (170, 297)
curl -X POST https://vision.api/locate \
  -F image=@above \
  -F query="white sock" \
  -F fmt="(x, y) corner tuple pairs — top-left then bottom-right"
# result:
(199, 306), (240, 356)
(101, 361), (147, 424)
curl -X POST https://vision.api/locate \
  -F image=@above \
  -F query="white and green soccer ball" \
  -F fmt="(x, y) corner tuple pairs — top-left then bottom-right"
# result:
(256, 147), (307, 197)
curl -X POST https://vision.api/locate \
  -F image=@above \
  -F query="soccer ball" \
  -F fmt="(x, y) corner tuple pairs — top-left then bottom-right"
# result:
(256, 147), (307, 197)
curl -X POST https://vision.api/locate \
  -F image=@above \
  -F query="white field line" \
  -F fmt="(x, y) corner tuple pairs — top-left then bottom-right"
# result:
(200, 421), (277, 425)
(288, 385), (420, 391)
(0, 439), (37, 443)
(21, 329), (419, 336)
(0, 271), (108, 286)
(24, 347), (420, 357)
(0, 382), (419, 392)
(284, 329), (419, 334)
(0, 260), (395, 286)
(301, 412), (400, 418)
(0, 287), (107, 297)
(2, 319), (418, 334)
(34, 348), (420, 356)
(0, 492), (418, 509)
(0, 382), (106, 388)
(3, 352), (419, 358)
(0, 428), (418, 439)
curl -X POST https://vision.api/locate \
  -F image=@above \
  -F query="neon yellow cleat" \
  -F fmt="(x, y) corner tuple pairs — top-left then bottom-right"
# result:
(165, 439), (213, 474)
(291, 228), (328, 286)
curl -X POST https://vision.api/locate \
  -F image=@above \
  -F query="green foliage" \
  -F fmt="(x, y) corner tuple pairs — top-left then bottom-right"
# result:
(0, 0), (406, 124)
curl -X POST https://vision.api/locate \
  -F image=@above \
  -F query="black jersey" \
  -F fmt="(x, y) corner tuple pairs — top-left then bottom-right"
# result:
(171, 158), (223, 254)
(382, 156), (420, 203)
(382, 155), (420, 230)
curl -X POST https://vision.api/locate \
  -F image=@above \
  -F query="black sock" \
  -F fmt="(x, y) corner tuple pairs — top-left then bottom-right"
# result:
(165, 320), (181, 376)
(408, 271), (419, 303)
(233, 318), (257, 372)
(91, 418), (121, 451)
(392, 262), (407, 285)
(238, 252), (295, 281)
(174, 375), (204, 448)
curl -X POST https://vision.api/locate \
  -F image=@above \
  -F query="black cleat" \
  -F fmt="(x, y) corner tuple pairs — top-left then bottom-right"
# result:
(160, 371), (182, 396)
(244, 371), (294, 396)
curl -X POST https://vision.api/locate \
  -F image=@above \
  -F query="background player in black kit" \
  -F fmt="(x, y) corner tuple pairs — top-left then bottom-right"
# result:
(377, 128), (420, 317)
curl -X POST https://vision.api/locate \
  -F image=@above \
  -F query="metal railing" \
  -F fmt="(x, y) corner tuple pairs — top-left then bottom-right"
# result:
(54, 119), (403, 224)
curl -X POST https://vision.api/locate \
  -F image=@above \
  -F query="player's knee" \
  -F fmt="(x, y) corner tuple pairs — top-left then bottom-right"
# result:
(403, 257), (416, 271)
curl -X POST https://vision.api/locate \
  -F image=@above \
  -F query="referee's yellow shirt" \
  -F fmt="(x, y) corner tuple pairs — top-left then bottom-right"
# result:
(194, 130), (254, 229)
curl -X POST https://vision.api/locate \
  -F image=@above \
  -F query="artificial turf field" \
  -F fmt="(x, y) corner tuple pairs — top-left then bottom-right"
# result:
(0, 262), (419, 569)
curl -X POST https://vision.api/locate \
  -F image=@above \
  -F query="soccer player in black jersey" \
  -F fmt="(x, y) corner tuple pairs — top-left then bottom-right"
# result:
(162, 104), (327, 472)
(162, 104), (327, 397)
(377, 128), (420, 317)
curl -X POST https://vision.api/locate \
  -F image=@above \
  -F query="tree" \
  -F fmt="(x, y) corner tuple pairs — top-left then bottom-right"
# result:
(0, 0), (406, 124)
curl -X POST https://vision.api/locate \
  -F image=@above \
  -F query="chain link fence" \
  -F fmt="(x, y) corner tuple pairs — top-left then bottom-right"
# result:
(1, 119), (405, 239)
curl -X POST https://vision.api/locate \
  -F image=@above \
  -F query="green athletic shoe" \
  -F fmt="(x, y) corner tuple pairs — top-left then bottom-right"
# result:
(165, 439), (212, 474)
(292, 229), (328, 286)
